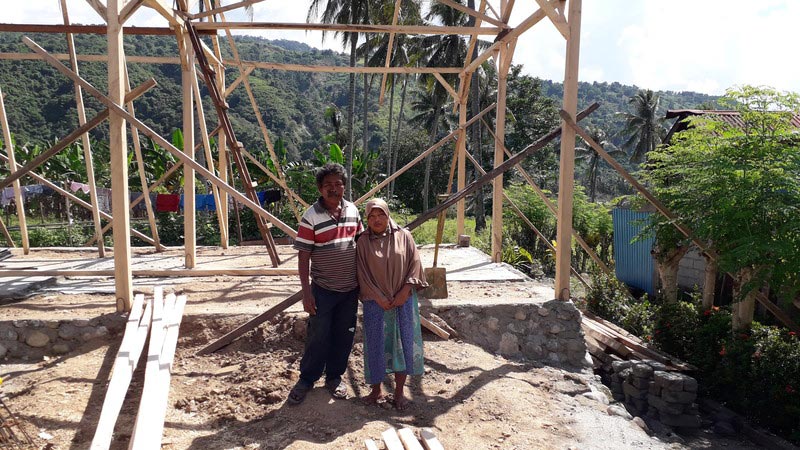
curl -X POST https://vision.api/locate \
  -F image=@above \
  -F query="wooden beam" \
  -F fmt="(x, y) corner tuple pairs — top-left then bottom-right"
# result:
(223, 65), (254, 97)
(0, 24), (216, 35)
(406, 103), (598, 231)
(535, 0), (569, 39)
(179, 29), (197, 268)
(420, 316), (449, 340)
(0, 268), (299, 277)
(0, 87), (29, 254)
(420, 428), (445, 450)
(142, 0), (183, 28)
(381, 428), (404, 450)
(241, 148), (309, 209)
(107, 0), (133, 312)
(23, 37), (298, 238)
(91, 293), (150, 450)
(491, 39), (513, 263)
(243, 62), (462, 74)
(455, 96), (467, 238)
(432, 73), (459, 102)
(0, 216), (14, 247)
(192, 22), (503, 36)
(378, 0), (403, 105)
(355, 102), (496, 206)
(120, 0), (146, 24)
(62, 0), (106, 257)
(438, 0), (509, 29)
(189, 0), (266, 20)
(85, 0), (108, 21)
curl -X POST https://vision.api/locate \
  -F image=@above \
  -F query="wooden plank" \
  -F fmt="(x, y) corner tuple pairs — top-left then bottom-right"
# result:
(193, 22), (502, 36)
(438, 0), (508, 28)
(364, 439), (380, 450)
(382, 427), (404, 450)
(0, 86), (29, 254)
(91, 294), (150, 450)
(420, 428), (445, 450)
(0, 268), (298, 277)
(0, 24), (216, 35)
(190, 0), (266, 20)
(398, 428), (424, 450)
(420, 317), (449, 340)
(129, 289), (170, 450)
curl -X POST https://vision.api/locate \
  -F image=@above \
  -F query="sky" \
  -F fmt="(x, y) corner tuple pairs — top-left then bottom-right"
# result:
(5, 0), (800, 96)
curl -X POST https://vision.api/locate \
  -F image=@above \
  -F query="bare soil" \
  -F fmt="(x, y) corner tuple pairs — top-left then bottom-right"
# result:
(0, 247), (766, 449)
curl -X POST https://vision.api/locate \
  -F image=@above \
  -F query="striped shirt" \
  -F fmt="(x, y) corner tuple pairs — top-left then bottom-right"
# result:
(294, 198), (363, 292)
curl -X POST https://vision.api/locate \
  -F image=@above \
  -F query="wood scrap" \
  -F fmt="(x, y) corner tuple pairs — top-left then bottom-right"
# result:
(427, 313), (457, 338)
(364, 438), (380, 450)
(420, 316), (450, 340)
(420, 428), (445, 450)
(382, 427), (404, 450)
(398, 428), (424, 450)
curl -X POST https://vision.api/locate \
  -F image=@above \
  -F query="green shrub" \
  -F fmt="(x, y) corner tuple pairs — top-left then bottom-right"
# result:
(652, 300), (700, 360)
(586, 271), (631, 323)
(620, 295), (655, 341)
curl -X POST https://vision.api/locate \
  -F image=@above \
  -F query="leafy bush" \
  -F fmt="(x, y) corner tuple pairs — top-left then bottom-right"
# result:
(620, 295), (655, 341)
(651, 300), (700, 360)
(585, 271), (631, 323)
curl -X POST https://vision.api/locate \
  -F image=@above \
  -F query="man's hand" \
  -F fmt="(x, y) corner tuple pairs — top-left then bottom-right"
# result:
(303, 292), (317, 315)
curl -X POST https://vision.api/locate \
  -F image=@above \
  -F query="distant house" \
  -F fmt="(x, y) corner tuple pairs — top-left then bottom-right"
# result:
(615, 109), (800, 300)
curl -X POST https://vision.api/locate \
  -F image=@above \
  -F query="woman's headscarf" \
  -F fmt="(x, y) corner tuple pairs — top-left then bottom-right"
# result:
(357, 198), (426, 300)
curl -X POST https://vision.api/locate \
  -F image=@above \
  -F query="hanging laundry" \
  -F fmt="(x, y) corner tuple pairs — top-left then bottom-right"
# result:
(69, 181), (90, 194)
(156, 193), (180, 212)
(1, 187), (16, 206)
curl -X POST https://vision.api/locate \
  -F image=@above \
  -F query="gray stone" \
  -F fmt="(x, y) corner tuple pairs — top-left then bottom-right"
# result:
(74, 319), (91, 327)
(58, 324), (81, 340)
(582, 390), (610, 405)
(662, 390), (696, 404)
(623, 383), (647, 400)
(29, 320), (43, 328)
(644, 360), (667, 372)
(647, 394), (686, 415)
(547, 352), (561, 363)
(52, 343), (71, 355)
(612, 360), (633, 372)
(713, 421), (736, 436)
(26, 331), (50, 348)
(0, 343), (6, 358)
(630, 377), (650, 390)
(607, 404), (633, 420)
(514, 310), (527, 320)
(487, 317), (500, 331)
(545, 339), (560, 352)
(292, 319), (308, 340)
(649, 382), (661, 396)
(632, 416), (649, 432)
(523, 342), (544, 359)
(683, 376), (698, 393)
(498, 332), (520, 356)
(537, 307), (550, 317)
(507, 321), (527, 334)
(632, 363), (654, 378)
(654, 371), (685, 391)
(12, 320), (27, 328)
(0, 324), (18, 341)
(566, 339), (585, 352)
(549, 324), (563, 334)
(45, 321), (60, 329)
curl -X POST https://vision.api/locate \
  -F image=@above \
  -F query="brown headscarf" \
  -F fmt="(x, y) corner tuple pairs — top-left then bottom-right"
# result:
(357, 198), (427, 301)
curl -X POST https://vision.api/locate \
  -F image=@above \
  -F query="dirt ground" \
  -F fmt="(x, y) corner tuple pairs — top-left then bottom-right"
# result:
(0, 247), (768, 449)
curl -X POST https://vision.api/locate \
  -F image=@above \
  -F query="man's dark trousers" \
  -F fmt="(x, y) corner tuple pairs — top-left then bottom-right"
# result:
(298, 284), (359, 386)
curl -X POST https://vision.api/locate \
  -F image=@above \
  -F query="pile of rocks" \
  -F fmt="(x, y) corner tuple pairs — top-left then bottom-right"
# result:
(0, 316), (125, 360)
(610, 360), (700, 429)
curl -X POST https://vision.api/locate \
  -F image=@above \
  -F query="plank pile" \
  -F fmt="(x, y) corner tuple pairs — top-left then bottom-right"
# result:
(90, 288), (187, 450)
(365, 427), (444, 450)
(581, 310), (695, 373)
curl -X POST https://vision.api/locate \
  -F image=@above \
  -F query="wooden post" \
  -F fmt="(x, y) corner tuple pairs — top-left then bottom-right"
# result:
(456, 93), (467, 238)
(124, 65), (163, 252)
(108, 0), (132, 311)
(61, 0), (104, 257)
(179, 29), (196, 268)
(554, 0), (581, 301)
(0, 86), (28, 253)
(491, 37), (514, 263)
(209, 7), (230, 248)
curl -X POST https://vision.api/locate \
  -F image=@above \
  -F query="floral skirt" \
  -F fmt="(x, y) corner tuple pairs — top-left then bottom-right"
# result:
(362, 290), (424, 385)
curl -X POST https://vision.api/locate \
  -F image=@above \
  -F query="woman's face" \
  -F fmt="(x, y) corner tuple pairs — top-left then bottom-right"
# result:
(367, 208), (389, 234)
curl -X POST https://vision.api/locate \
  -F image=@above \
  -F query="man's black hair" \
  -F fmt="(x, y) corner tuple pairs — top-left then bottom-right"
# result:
(316, 163), (347, 187)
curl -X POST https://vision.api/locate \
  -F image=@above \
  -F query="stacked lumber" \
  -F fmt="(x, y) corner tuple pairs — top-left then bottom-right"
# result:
(581, 310), (696, 373)
(367, 427), (444, 450)
(90, 288), (188, 450)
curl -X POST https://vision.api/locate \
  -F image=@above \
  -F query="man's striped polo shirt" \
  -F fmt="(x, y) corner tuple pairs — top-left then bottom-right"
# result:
(293, 198), (363, 292)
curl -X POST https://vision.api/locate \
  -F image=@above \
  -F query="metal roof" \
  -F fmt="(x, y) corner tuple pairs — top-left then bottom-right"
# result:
(664, 109), (800, 144)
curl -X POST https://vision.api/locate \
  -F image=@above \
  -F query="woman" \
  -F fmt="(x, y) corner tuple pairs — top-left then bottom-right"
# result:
(357, 198), (427, 410)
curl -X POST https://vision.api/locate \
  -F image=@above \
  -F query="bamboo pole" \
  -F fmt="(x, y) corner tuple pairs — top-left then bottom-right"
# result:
(0, 87), (28, 253)
(124, 65), (163, 252)
(62, 0), (104, 257)
(554, 0), (582, 301)
(108, 0), (133, 311)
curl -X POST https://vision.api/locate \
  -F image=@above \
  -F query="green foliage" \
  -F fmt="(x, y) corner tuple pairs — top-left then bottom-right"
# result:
(27, 226), (88, 247)
(585, 271), (631, 323)
(651, 300), (700, 359)
(620, 295), (655, 341)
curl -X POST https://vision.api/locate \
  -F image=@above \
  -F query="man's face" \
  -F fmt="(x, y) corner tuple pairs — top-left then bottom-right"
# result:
(318, 174), (345, 206)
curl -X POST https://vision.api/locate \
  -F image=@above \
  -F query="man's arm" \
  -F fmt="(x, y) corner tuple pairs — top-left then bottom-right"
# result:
(298, 250), (316, 315)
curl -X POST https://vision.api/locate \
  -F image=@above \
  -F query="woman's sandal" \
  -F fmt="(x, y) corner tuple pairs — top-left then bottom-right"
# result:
(287, 382), (312, 405)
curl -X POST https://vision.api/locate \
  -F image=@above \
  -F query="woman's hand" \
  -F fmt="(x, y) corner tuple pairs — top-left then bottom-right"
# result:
(392, 284), (413, 308)
(375, 296), (393, 311)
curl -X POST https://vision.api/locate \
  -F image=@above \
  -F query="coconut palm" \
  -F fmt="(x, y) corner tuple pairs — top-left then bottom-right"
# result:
(308, 0), (373, 199)
(618, 89), (667, 163)
(409, 82), (452, 211)
(575, 127), (627, 202)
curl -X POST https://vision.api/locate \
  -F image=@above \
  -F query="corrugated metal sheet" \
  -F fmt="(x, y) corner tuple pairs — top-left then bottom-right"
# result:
(612, 209), (656, 295)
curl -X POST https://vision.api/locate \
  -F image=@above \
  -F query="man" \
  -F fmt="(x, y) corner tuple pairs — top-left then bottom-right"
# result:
(287, 163), (362, 405)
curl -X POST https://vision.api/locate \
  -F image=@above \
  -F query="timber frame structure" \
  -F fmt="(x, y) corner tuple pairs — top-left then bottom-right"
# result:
(0, 0), (586, 311)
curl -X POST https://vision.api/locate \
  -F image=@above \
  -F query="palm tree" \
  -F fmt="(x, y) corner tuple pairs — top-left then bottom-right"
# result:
(409, 83), (451, 211)
(575, 127), (627, 202)
(308, 0), (372, 199)
(618, 89), (667, 163)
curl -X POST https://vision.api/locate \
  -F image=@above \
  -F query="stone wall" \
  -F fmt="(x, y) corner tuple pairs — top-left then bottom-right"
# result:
(0, 316), (126, 360)
(422, 299), (591, 368)
(677, 250), (706, 291)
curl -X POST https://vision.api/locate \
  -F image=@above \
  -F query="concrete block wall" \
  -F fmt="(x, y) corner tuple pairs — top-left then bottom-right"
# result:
(677, 250), (706, 291)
